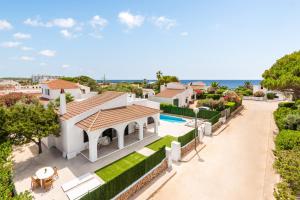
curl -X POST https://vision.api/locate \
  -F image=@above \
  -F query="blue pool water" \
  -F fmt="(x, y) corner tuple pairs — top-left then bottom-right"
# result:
(160, 114), (186, 123)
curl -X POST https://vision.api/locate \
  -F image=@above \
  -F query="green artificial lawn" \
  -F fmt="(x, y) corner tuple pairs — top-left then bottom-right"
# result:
(95, 152), (146, 182)
(146, 135), (177, 151)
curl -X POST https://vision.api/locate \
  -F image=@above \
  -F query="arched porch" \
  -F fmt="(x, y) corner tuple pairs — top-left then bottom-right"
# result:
(80, 114), (159, 162)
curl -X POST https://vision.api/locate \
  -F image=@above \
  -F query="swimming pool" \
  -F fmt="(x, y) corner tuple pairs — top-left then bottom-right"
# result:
(160, 114), (187, 123)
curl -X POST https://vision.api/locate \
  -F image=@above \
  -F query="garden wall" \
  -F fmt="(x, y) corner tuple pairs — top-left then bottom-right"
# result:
(181, 139), (201, 157)
(116, 159), (168, 200)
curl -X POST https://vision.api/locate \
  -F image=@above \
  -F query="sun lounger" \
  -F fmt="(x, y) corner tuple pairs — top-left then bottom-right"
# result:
(65, 178), (101, 200)
(61, 173), (94, 192)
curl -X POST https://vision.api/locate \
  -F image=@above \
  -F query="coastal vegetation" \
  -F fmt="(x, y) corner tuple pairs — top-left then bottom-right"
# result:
(262, 50), (300, 100)
(262, 51), (300, 199)
(0, 93), (60, 199)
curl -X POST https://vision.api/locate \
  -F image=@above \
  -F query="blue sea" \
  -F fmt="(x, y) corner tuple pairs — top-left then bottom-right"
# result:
(98, 80), (261, 89)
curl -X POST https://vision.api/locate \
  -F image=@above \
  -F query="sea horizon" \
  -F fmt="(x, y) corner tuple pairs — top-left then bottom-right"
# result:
(98, 79), (262, 89)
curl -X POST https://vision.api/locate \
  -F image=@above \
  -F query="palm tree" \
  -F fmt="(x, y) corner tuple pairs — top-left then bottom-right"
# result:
(156, 70), (163, 80)
(208, 82), (219, 93)
(244, 81), (252, 89)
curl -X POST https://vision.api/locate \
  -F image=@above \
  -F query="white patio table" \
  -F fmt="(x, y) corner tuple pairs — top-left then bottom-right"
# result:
(35, 167), (54, 188)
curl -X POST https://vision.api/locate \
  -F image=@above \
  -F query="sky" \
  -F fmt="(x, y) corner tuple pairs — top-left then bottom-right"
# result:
(0, 0), (300, 80)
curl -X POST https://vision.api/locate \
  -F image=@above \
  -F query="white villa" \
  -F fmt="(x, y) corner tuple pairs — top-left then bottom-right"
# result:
(40, 79), (97, 100)
(43, 90), (160, 162)
(149, 82), (193, 107)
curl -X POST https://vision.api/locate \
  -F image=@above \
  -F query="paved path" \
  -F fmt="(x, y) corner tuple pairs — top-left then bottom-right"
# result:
(150, 100), (279, 200)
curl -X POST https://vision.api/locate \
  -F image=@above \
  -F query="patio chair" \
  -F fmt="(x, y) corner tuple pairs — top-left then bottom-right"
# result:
(53, 166), (59, 179)
(31, 176), (40, 190)
(44, 178), (53, 191)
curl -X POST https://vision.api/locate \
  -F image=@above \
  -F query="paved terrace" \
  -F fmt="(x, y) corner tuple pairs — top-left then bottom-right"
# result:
(13, 131), (159, 200)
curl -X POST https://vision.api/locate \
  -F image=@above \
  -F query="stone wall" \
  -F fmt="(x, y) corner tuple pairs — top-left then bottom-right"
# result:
(212, 120), (222, 132)
(230, 105), (244, 117)
(181, 139), (200, 157)
(117, 159), (168, 200)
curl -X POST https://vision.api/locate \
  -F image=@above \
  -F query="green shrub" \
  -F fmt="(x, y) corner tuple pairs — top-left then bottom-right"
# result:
(253, 91), (265, 97)
(273, 107), (299, 130)
(82, 147), (166, 200)
(0, 142), (32, 200)
(225, 102), (237, 112)
(274, 149), (300, 198)
(267, 93), (277, 100)
(275, 130), (300, 150)
(178, 129), (197, 147)
(278, 102), (295, 108)
(235, 86), (253, 96)
(209, 112), (221, 124)
(204, 94), (221, 100)
(160, 104), (220, 121)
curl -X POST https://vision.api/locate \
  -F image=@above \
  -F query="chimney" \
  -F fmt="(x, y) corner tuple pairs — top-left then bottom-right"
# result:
(59, 89), (67, 115)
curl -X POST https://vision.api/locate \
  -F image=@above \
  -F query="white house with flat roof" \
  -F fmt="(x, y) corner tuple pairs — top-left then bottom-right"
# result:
(43, 90), (160, 162)
(149, 82), (193, 107)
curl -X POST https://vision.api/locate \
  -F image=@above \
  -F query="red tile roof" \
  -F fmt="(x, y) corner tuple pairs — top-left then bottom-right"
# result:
(44, 79), (79, 89)
(76, 104), (160, 132)
(61, 91), (125, 120)
(155, 89), (185, 98)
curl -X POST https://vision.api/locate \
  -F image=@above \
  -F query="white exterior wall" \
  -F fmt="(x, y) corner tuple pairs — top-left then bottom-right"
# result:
(148, 96), (174, 105)
(58, 94), (128, 158)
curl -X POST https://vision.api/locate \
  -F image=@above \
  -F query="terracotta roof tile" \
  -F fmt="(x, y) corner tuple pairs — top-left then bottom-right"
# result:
(61, 91), (125, 120)
(76, 104), (160, 132)
(155, 89), (185, 98)
(44, 79), (79, 89)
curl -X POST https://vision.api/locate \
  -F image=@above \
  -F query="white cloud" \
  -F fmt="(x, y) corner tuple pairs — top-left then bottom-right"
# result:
(24, 17), (51, 27)
(51, 18), (76, 28)
(62, 64), (70, 68)
(90, 15), (108, 29)
(118, 11), (144, 29)
(20, 56), (34, 61)
(0, 20), (12, 30)
(1, 41), (21, 48)
(180, 32), (189, 36)
(13, 32), (31, 40)
(39, 49), (56, 57)
(60, 29), (73, 38)
(20, 46), (33, 51)
(152, 16), (176, 30)
(24, 17), (76, 28)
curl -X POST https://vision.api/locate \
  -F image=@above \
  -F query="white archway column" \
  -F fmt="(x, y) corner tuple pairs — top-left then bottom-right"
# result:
(138, 122), (144, 140)
(87, 131), (100, 162)
(116, 126), (124, 149)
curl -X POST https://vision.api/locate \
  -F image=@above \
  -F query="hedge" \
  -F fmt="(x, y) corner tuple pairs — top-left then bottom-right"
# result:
(160, 104), (221, 124)
(275, 130), (300, 150)
(178, 129), (197, 147)
(81, 147), (166, 200)
(278, 102), (295, 108)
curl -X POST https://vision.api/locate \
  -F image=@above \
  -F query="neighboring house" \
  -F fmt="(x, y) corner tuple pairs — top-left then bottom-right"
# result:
(149, 82), (193, 107)
(40, 79), (96, 100)
(142, 88), (155, 99)
(42, 90), (160, 162)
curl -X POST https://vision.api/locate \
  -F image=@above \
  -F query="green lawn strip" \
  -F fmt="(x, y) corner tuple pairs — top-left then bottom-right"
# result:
(146, 135), (177, 151)
(95, 152), (146, 182)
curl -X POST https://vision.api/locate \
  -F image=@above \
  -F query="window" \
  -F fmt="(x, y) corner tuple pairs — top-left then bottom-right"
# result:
(44, 89), (50, 96)
(83, 131), (89, 143)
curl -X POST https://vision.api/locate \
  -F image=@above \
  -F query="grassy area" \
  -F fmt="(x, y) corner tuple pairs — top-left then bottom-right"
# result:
(146, 135), (177, 151)
(95, 152), (146, 182)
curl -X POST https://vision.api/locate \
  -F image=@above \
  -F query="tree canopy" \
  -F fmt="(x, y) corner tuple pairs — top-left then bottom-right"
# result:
(5, 103), (60, 154)
(61, 76), (100, 92)
(262, 50), (300, 98)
